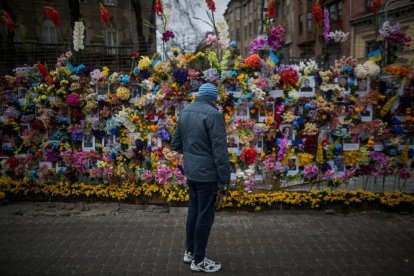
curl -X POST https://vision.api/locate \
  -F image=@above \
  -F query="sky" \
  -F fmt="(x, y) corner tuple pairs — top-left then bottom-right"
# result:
(158, 0), (231, 51)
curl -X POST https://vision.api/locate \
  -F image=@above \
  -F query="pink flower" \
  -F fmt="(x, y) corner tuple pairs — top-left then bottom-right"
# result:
(303, 164), (318, 179)
(65, 94), (80, 107)
(206, 34), (225, 49)
(175, 168), (185, 185)
(277, 137), (288, 162)
(155, 164), (173, 185)
(141, 170), (153, 183)
(263, 156), (277, 171)
(398, 168), (411, 180)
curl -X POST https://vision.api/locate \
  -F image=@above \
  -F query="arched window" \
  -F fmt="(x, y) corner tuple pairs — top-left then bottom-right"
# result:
(42, 20), (57, 44)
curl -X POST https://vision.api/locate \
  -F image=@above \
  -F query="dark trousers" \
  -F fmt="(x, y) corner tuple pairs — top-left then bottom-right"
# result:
(186, 179), (217, 263)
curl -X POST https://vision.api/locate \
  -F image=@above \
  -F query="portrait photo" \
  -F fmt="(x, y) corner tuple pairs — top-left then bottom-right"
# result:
(299, 77), (315, 97)
(338, 75), (349, 90)
(82, 133), (95, 151)
(357, 78), (369, 92)
(236, 103), (249, 118)
(280, 124), (294, 141)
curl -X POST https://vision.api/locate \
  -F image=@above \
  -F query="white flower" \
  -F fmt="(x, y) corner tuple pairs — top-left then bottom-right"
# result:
(90, 69), (104, 85)
(248, 82), (266, 100)
(328, 30), (349, 43)
(141, 79), (154, 92)
(297, 59), (318, 76)
(73, 20), (85, 52)
(288, 89), (299, 102)
(355, 64), (368, 79)
(363, 60), (380, 77)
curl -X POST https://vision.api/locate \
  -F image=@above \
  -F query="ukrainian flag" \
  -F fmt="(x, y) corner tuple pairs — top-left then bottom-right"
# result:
(267, 50), (279, 67)
(368, 48), (382, 62)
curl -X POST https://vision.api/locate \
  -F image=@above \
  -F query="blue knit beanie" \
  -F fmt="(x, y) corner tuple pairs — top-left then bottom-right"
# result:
(198, 83), (218, 100)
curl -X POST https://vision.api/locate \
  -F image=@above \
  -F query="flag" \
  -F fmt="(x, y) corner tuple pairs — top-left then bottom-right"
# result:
(267, 51), (279, 67)
(368, 48), (382, 62)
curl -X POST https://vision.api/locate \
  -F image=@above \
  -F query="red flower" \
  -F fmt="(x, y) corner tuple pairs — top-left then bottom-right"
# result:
(99, 3), (110, 26)
(205, 0), (216, 12)
(131, 51), (140, 58)
(155, 0), (163, 16)
(1, 10), (14, 33)
(372, 0), (382, 15)
(280, 69), (299, 86)
(312, 1), (323, 26)
(36, 63), (50, 80)
(6, 156), (19, 170)
(44, 6), (60, 27)
(267, 0), (275, 18)
(240, 146), (258, 166)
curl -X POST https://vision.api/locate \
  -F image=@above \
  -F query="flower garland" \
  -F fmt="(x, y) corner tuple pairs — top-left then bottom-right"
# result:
(73, 20), (85, 52)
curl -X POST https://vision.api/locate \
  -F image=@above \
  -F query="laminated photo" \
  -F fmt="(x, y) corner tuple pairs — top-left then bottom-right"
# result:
(82, 133), (95, 151)
(299, 76), (315, 97)
(235, 102), (249, 119)
(227, 135), (239, 152)
(360, 104), (373, 122)
(343, 137), (360, 151)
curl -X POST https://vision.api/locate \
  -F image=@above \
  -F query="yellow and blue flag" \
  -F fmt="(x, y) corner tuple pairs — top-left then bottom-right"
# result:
(267, 50), (279, 67)
(368, 48), (382, 62)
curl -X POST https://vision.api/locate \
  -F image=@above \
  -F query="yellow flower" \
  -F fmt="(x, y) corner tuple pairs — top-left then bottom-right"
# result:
(116, 87), (131, 101)
(138, 56), (152, 70)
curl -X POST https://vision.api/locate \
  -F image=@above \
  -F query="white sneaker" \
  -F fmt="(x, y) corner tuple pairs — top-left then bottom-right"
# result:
(183, 250), (194, 264)
(191, 257), (222, 273)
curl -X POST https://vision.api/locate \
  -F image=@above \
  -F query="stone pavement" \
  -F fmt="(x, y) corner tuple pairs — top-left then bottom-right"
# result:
(0, 202), (414, 275)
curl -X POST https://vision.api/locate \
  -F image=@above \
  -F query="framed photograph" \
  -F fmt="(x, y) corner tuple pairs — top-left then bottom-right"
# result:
(82, 133), (95, 151)
(269, 90), (283, 98)
(382, 74), (404, 95)
(287, 157), (298, 176)
(356, 78), (370, 95)
(56, 161), (67, 173)
(129, 84), (141, 103)
(279, 124), (294, 142)
(333, 156), (345, 175)
(259, 102), (274, 122)
(103, 135), (115, 148)
(227, 135), (239, 152)
(148, 134), (162, 149)
(128, 133), (141, 147)
(343, 137), (360, 151)
(249, 106), (259, 121)
(254, 164), (264, 181)
(299, 76), (315, 97)
(338, 75), (350, 93)
(360, 104), (373, 122)
(235, 102), (249, 119)
(17, 87), (27, 98)
(144, 103), (158, 122)
(20, 123), (30, 136)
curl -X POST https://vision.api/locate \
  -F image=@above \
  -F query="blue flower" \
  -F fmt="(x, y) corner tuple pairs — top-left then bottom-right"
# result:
(389, 149), (397, 156)
(393, 125), (405, 135)
(304, 103), (311, 110)
(230, 41), (237, 48)
(133, 67), (140, 75)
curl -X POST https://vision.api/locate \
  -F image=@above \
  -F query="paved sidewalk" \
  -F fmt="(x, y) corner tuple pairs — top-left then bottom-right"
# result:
(0, 202), (413, 275)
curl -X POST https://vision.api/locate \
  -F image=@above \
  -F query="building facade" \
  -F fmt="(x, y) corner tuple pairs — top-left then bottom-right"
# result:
(350, 0), (414, 64)
(0, 0), (156, 73)
(224, 0), (414, 66)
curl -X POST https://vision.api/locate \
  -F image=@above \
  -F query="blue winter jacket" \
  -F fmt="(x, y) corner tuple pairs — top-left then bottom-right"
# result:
(171, 96), (230, 183)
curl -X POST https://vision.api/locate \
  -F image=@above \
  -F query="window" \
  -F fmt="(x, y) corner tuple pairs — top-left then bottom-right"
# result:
(329, 5), (337, 21)
(104, 0), (116, 5)
(106, 29), (117, 53)
(236, 28), (240, 41)
(42, 20), (57, 44)
(249, 22), (253, 36)
(244, 25), (247, 38)
(236, 8), (241, 21)
(307, 11), (312, 32)
(299, 14), (303, 35)
(338, 1), (343, 19)
(249, 1), (253, 13)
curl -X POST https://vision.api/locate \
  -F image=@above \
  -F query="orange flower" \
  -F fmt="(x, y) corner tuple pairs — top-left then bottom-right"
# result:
(245, 54), (263, 70)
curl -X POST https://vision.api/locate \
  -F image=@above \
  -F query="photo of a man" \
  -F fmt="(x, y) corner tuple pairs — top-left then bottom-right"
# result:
(300, 78), (313, 92)
(338, 76), (349, 90)
(227, 135), (237, 148)
(288, 159), (297, 171)
(358, 78), (368, 92)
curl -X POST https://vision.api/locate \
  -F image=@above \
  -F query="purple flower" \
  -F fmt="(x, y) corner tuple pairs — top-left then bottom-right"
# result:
(173, 69), (188, 84)
(162, 30), (175, 42)
(71, 130), (84, 142)
(267, 25), (286, 51)
(4, 106), (20, 119)
(323, 9), (330, 42)
(135, 138), (145, 150)
(249, 36), (268, 53)
(65, 94), (80, 107)
(20, 114), (35, 123)
(46, 148), (59, 163)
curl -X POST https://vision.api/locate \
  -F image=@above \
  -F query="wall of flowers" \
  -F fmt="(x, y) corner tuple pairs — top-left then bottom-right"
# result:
(0, 46), (413, 195)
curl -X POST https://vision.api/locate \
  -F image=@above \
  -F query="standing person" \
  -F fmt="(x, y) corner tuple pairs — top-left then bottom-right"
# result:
(171, 83), (230, 273)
